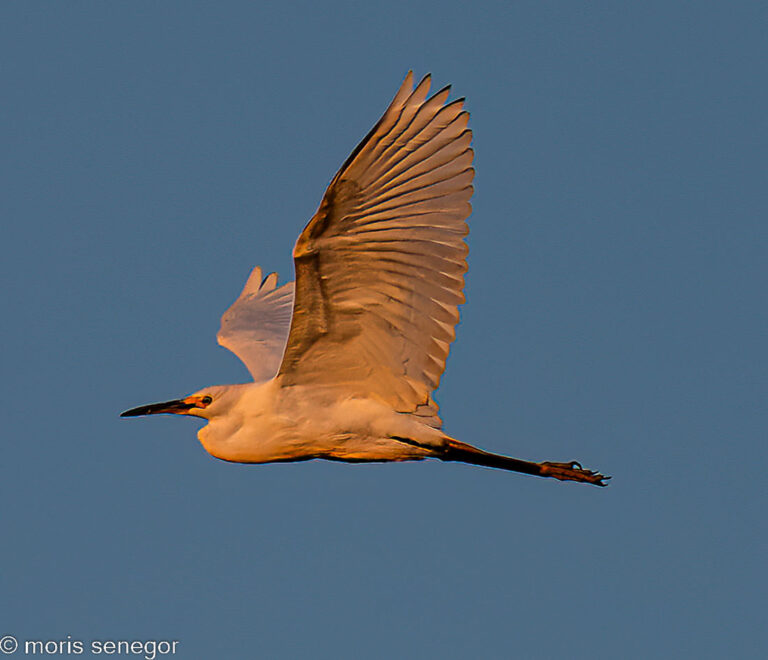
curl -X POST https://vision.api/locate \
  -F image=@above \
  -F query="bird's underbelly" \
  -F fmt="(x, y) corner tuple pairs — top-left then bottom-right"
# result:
(198, 395), (444, 464)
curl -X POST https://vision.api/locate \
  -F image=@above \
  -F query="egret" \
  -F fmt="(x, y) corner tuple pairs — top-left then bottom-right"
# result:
(121, 72), (608, 486)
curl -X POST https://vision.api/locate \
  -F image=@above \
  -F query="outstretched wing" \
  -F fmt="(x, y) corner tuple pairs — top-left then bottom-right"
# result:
(217, 266), (295, 383)
(277, 72), (473, 421)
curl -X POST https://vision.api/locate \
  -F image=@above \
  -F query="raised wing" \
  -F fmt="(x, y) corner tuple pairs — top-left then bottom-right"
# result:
(217, 266), (295, 383)
(277, 72), (473, 422)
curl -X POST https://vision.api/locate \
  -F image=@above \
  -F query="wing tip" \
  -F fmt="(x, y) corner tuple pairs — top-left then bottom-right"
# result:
(241, 266), (264, 295)
(241, 266), (284, 296)
(263, 271), (279, 290)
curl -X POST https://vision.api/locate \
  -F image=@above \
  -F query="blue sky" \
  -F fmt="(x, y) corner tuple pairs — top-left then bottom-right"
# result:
(2, 2), (766, 658)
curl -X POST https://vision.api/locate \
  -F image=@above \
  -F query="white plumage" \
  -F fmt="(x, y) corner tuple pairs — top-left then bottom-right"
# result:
(122, 73), (608, 486)
(217, 267), (294, 384)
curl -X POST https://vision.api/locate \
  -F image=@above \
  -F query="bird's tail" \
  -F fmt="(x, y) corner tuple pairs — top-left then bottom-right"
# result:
(438, 438), (610, 487)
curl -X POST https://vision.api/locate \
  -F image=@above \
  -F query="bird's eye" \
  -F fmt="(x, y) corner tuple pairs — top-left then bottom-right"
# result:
(201, 395), (213, 405)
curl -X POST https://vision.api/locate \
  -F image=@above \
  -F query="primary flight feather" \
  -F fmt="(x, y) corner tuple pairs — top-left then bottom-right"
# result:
(121, 72), (608, 486)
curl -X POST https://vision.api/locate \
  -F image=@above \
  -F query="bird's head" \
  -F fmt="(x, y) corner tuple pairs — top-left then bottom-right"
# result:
(120, 384), (238, 421)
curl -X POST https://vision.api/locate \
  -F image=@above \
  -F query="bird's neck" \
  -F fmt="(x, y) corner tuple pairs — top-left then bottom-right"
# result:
(196, 380), (279, 462)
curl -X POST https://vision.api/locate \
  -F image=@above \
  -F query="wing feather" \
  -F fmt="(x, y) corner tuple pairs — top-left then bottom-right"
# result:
(217, 266), (295, 382)
(277, 73), (474, 428)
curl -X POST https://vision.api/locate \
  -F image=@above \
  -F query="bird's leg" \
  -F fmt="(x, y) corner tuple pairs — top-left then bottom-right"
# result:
(437, 439), (610, 486)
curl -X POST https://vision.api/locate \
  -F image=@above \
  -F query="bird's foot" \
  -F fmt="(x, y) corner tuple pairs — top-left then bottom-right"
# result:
(540, 461), (610, 487)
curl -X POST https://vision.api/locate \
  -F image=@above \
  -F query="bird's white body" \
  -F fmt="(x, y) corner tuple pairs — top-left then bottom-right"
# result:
(195, 380), (443, 464)
(122, 73), (608, 486)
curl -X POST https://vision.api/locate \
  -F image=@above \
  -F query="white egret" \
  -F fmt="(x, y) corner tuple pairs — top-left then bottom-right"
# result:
(121, 72), (608, 486)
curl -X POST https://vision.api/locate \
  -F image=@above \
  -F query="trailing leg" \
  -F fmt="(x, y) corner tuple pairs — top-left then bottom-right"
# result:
(437, 439), (609, 486)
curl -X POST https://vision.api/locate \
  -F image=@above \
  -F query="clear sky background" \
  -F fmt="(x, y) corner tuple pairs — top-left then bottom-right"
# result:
(2, 2), (766, 659)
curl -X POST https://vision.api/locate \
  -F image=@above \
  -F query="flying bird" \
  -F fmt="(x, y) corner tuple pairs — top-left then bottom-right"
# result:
(121, 72), (608, 486)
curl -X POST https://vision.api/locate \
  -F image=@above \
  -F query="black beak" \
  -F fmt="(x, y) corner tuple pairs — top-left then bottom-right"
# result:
(120, 399), (196, 417)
